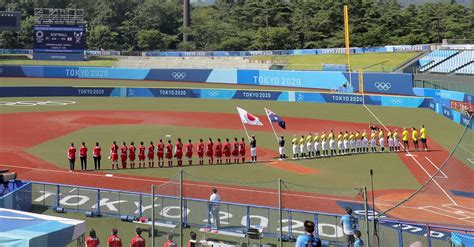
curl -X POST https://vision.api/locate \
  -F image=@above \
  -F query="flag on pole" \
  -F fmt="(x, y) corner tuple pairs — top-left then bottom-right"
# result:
(266, 108), (286, 129)
(237, 107), (263, 126)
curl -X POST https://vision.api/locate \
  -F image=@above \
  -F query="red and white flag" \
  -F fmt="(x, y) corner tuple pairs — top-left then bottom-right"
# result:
(236, 107), (263, 126)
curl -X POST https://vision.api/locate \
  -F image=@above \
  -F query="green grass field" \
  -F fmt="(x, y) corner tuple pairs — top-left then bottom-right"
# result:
(251, 52), (421, 71)
(0, 55), (117, 67)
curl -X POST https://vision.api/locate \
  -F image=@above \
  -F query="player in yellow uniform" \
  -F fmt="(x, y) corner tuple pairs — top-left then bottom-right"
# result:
(362, 130), (368, 153)
(313, 133), (320, 157)
(420, 125), (428, 151)
(378, 129), (385, 152)
(337, 132), (344, 155)
(393, 129), (400, 152)
(328, 130), (336, 156)
(355, 131), (361, 153)
(299, 135), (306, 158)
(370, 130), (377, 153)
(387, 129), (394, 152)
(349, 132), (356, 154)
(402, 127), (409, 152)
(291, 135), (299, 160)
(306, 133), (314, 158)
(343, 131), (349, 154)
(412, 127), (419, 151)
(321, 131), (327, 157)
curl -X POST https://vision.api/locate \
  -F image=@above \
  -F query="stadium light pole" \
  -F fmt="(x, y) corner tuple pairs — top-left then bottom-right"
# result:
(183, 0), (190, 42)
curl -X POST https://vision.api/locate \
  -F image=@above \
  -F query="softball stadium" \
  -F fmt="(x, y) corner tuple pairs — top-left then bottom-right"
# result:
(1, 3), (474, 247)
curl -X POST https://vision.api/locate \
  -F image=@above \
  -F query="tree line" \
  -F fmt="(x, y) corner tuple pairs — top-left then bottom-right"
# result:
(0, 0), (472, 51)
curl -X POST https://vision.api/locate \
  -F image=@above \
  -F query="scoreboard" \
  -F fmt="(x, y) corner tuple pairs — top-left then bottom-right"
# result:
(0, 11), (21, 31)
(33, 25), (85, 61)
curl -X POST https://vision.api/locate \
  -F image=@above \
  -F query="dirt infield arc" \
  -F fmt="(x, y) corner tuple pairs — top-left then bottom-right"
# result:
(0, 110), (472, 227)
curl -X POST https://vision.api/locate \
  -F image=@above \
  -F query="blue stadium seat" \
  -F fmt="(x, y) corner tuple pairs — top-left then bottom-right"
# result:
(429, 50), (474, 74)
(418, 50), (459, 72)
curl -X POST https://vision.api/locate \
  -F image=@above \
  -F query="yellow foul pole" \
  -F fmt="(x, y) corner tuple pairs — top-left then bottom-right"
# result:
(344, 5), (352, 87)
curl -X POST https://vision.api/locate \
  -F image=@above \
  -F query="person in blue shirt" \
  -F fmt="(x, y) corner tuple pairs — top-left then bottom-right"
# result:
(295, 220), (321, 247)
(354, 230), (364, 247)
(340, 207), (358, 247)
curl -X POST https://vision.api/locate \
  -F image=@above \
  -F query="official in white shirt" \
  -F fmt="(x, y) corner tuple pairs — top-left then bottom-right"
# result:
(209, 188), (221, 231)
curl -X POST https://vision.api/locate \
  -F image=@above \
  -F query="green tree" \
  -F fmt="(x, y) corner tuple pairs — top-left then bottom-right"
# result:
(136, 29), (175, 51)
(87, 25), (118, 50)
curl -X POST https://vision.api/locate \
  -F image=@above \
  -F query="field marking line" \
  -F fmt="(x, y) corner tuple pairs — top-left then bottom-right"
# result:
(467, 159), (474, 164)
(443, 204), (474, 213)
(0, 163), (417, 210)
(424, 156), (448, 178)
(417, 206), (474, 223)
(363, 104), (457, 205)
(459, 145), (474, 155)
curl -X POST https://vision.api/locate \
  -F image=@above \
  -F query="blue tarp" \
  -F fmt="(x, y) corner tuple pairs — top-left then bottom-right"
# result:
(0, 208), (85, 247)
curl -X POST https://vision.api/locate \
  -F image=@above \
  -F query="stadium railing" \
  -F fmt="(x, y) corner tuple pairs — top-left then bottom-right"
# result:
(2, 179), (472, 246)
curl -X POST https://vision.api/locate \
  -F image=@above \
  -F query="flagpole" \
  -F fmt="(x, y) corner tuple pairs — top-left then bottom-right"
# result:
(264, 108), (279, 143)
(237, 107), (251, 139)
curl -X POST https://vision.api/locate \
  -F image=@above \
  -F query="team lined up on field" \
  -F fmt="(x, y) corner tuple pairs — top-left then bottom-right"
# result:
(67, 137), (258, 171)
(287, 125), (428, 160)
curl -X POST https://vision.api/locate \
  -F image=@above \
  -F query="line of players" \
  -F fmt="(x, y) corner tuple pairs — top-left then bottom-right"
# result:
(109, 137), (249, 169)
(289, 126), (428, 159)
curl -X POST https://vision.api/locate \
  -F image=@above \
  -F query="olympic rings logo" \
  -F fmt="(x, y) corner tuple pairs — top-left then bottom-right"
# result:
(207, 91), (220, 97)
(390, 99), (403, 105)
(0, 100), (76, 106)
(171, 72), (187, 80)
(374, 82), (392, 91)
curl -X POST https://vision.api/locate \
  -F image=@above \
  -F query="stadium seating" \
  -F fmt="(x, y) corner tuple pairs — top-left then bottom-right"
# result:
(429, 50), (474, 74)
(115, 56), (272, 69)
(418, 50), (458, 72)
(455, 62), (474, 75)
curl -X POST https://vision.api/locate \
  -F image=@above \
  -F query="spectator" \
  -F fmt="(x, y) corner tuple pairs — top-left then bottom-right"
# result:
(295, 220), (321, 247)
(107, 228), (122, 247)
(188, 232), (197, 247)
(130, 227), (145, 247)
(85, 229), (100, 247)
(340, 207), (358, 247)
(354, 230), (364, 247)
(163, 233), (177, 247)
(208, 187), (221, 232)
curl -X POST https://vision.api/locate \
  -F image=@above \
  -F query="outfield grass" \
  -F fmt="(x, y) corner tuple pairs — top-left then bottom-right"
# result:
(251, 52), (421, 71)
(0, 55), (117, 67)
(0, 77), (318, 92)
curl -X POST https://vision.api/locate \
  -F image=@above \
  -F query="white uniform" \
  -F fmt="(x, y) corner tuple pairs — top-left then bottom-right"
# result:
(388, 137), (394, 147)
(250, 147), (257, 156)
(307, 142), (313, 153)
(379, 138), (385, 148)
(314, 141), (320, 152)
(356, 139), (361, 149)
(329, 140), (336, 150)
(337, 140), (343, 150)
(292, 144), (299, 155)
(350, 140), (356, 149)
(321, 141), (327, 151)
(300, 143), (306, 154)
(343, 140), (349, 150)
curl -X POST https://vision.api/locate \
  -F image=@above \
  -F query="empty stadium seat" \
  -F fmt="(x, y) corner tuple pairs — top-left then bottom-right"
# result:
(428, 50), (474, 74)
(455, 62), (474, 75)
(418, 50), (458, 72)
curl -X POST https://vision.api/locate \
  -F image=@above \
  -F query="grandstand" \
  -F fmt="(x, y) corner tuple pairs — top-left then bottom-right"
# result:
(417, 49), (474, 74)
(114, 56), (272, 69)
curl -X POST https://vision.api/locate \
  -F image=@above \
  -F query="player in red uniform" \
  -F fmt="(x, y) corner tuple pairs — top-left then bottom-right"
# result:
(206, 138), (214, 164)
(215, 138), (223, 164)
(232, 138), (240, 163)
(197, 139), (205, 165)
(68, 143), (76, 172)
(165, 140), (173, 167)
(107, 228), (123, 247)
(223, 138), (231, 164)
(85, 229), (100, 247)
(175, 138), (184, 166)
(157, 139), (165, 167)
(240, 137), (246, 163)
(129, 142), (136, 168)
(130, 228), (145, 247)
(138, 142), (145, 168)
(147, 141), (155, 168)
(79, 142), (88, 171)
(93, 142), (101, 170)
(110, 141), (119, 169)
(185, 139), (194, 165)
(120, 142), (127, 169)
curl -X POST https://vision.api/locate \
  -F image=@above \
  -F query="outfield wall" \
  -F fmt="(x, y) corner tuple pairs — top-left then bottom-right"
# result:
(0, 86), (429, 109)
(0, 65), (415, 95)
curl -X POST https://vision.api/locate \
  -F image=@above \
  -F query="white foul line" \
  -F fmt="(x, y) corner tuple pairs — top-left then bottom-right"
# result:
(363, 104), (457, 205)
(424, 156), (448, 178)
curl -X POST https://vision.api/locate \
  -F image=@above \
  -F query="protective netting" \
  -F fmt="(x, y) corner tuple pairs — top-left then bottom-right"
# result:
(378, 116), (473, 228)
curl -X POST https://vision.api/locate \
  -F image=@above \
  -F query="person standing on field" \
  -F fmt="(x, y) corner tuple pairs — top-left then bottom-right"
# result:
(68, 143), (76, 172)
(208, 188), (221, 232)
(340, 207), (358, 247)
(250, 135), (257, 163)
(107, 228), (122, 247)
(110, 141), (119, 169)
(420, 125), (428, 151)
(279, 136), (286, 160)
(93, 142), (101, 170)
(80, 142), (88, 171)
